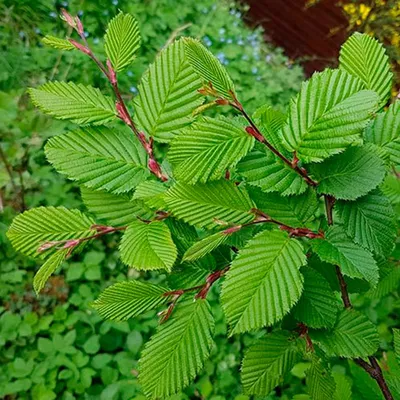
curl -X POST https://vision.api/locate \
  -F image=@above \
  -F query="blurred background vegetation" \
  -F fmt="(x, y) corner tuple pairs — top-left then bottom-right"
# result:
(0, 1), (399, 399)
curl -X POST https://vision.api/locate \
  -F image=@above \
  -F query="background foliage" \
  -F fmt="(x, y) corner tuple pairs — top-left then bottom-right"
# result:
(0, 1), (304, 398)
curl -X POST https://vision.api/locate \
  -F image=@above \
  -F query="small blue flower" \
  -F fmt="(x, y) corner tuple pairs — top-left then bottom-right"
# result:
(112, 0), (118, 5)
(237, 39), (244, 46)
(219, 28), (226, 35)
(34, 27), (41, 34)
(93, 37), (100, 44)
(220, 37), (226, 43)
(242, 54), (249, 61)
(229, 9), (236, 15)
(227, 38), (233, 44)
(127, 71), (134, 77)
(61, 1), (68, 7)
(265, 54), (272, 62)
(103, 10), (109, 16)
(19, 31), (25, 38)
(130, 86), (138, 94)
(251, 66), (258, 74)
(201, 7), (208, 14)
(77, 10), (84, 17)
(49, 11), (57, 18)
(84, 31), (89, 38)
(235, 11), (242, 18)
(203, 36), (212, 47)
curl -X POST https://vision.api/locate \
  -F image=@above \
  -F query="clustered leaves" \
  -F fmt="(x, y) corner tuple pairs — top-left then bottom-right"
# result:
(6, 10), (400, 400)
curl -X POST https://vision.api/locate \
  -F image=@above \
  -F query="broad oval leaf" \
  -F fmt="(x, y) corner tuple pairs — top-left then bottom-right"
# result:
(306, 358), (336, 400)
(164, 180), (254, 229)
(311, 226), (379, 286)
(169, 116), (254, 183)
(241, 331), (300, 396)
(281, 69), (379, 163)
(337, 190), (396, 256)
(310, 309), (379, 358)
(104, 12), (140, 72)
(132, 180), (168, 210)
(364, 101), (400, 165)
(134, 39), (203, 142)
(45, 127), (149, 194)
(119, 220), (177, 271)
(222, 230), (306, 335)
(7, 207), (95, 258)
(139, 299), (214, 398)
(310, 146), (386, 201)
(29, 81), (117, 125)
(340, 32), (392, 106)
(184, 37), (235, 99)
(91, 280), (168, 321)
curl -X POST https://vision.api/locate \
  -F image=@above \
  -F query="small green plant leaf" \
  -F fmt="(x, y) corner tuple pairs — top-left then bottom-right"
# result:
(119, 220), (177, 271)
(393, 328), (400, 364)
(91, 280), (168, 321)
(184, 38), (235, 99)
(306, 358), (336, 400)
(7, 207), (95, 258)
(238, 147), (308, 196)
(33, 249), (69, 294)
(337, 190), (396, 256)
(366, 262), (400, 299)
(41, 35), (75, 50)
(81, 187), (153, 226)
(293, 268), (338, 329)
(250, 187), (319, 227)
(168, 116), (254, 183)
(132, 180), (168, 210)
(310, 146), (386, 200)
(340, 32), (392, 106)
(45, 127), (149, 194)
(281, 69), (379, 163)
(29, 81), (117, 125)
(311, 226), (379, 285)
(364, 101), (400, 165)
(222, 230), (306, 334)
(241, 331), (300, 396)
(134, 39), (203, 142)
(333, 373), (352, 400)
(311, 309), (379, 358)
(164, 180), (254, 229)
(104, 12), (140, 72)
(139, 299), (214, 399)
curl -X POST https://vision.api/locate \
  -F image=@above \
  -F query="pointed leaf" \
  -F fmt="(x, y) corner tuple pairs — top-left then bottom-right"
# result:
(139, 299), (214, 398)
(306, 358), (336, 400)
(168, 116), (254, 183)
(104, 12), (140, 72)
(340, 32), (392, 105)
(222, 230), (306, 334)
(164, 180), (254, 229)
(311, 226), (379, 285)
(337, 190), (396, 255)
(132, 180), (168, 209)
(333, 373), (352, 400)
(281, 69), (379, 163)
(365, 101), (400, 165)
(241, 331), (300, 396)
(119, 220), (177, 271)
(7, 207), (95, 258)
(81, 187), (153, 226)
(310, 146), (386, 200)
(42, 35), (75, 50)
(366, 263), (400, 299)
(134, 39), (203, 142)
(45, 127), (148, 194)
(293, 268), (338, 329)
(184, 38), (235, 99)
(382, 173), (400, 204)
(33, 249), (68, 294)
(394, 328), (400, 364)
(91, 280), (168, 321)
(311, 309), (379, 358)
(29, 81), (116, 125)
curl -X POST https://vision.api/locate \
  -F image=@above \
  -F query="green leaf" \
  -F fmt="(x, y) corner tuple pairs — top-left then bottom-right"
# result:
(381, 173), (400, 204)
(29, 81), (116, 125)
(340, 32), (392, 106)
(222, 230), (306, 334)
(184, 38), (235, 99)
(238, 147), (308, 196)
(394, 328), (400, 364)
(310, 146), (386, 200)
(366, 262), (400, 299)
(306, 358), (336, 400)
(7, 207), (95, 258)
(333, 373), (352, 400)
(104, 12), (140, 72)
(311, 226), (379, 285)
(241, 331), (300, 396)
(119, 220), (177, 271)
(45, 127), (148, 194)
(33, 250), (68, 295)
(81, 187), (153, 226)
(365, 101), (400, 165)
(139, 299), (214, 398)
(337, 190), (396, 255)
(168, 116), (254, 183)
(164, 180), (254, 229)
(134, 39), (203, 142)
(311, 309), (379, 358)
(249, 187), (319, 227)
(349, 361), (384, 400)
(182, 231), (231, 262)
(293, 268), (338, 329)
(281, 69), (379, 163)
(41, 35), (75, 50)
(91, 280), (168, 321)
(132, 180), (168, 210)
